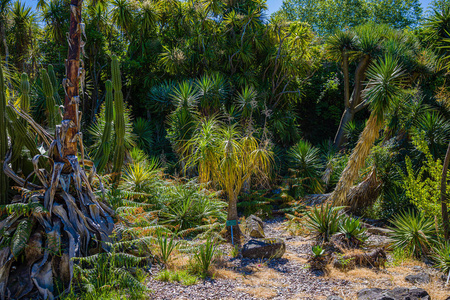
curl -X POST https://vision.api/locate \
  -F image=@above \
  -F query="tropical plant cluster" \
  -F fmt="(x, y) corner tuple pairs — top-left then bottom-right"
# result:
(2, 0), (450, 298)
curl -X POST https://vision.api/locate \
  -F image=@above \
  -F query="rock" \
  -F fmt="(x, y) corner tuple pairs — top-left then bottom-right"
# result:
(412, 266), (424, 272)
(391, 287), (430, 300)
(245, 215), (265, 238)
(357, 287), (431, 300)
(366, 227), (393, 236)
(357, 288), (395, 300)
(405, 273), (431, 284)
(327, 296), (344, 300)
(241, 238), (285, 259)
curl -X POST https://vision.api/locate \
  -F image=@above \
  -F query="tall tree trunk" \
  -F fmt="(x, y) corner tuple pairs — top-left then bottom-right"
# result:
(440, 141), (450, 240)
(63, 0), (82, 158)
(333, 107), (354, 148)
(226, 194), (242, 244)
(333, 54), (371, 149)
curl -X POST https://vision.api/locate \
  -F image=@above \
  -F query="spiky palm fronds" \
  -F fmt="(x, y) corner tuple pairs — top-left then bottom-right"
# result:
(304, 203), (344, 243)
(119, 158), (161, 193)
(287, 140), (324, 195)
(432, 240), (450, 274)
(389, 210), (436, 258)
(133, 117), (153, 151)
(196, 73), (229, 115)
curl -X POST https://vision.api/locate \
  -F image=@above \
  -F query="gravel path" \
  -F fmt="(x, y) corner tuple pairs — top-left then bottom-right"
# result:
(147, 218), (355, 299)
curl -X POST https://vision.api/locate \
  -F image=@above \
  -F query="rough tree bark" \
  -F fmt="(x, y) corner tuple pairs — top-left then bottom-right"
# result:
(440, 141), (450, 240)
(63, 0), (82, 159)
(226, 194), (242, 244)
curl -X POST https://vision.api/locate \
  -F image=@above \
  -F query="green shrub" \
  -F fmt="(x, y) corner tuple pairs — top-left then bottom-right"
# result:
(190, 237), (217, 278)
(389, 210), (436, 258)
(155, 270), (198, 286)
(304, 203), (344, 242)
(311, 245), (325, 257)
(432, 240), (450, 274)
(158, 181), (227, 232)
(155, 269), (171, 282)
(401, 133), (449, 219)
(71, 245), (149, 299)
(157, 232), (179, 267)
(287, 140), (324, 197)
(338, 216), (368, 247)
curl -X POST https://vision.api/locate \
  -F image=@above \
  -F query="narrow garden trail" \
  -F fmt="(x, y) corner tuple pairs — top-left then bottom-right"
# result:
(145, 218), (447, 299)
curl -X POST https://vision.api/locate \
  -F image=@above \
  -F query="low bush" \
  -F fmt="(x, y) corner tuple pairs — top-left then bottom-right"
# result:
(337, 217), (368, 248)
(304, 203), (344, 242)
(189, 237), (218, 278)
(389, 210), (436, 258)
(432, 240), (450, 274)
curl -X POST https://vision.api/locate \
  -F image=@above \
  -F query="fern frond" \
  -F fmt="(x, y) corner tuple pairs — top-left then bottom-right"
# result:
(11, 219), (32, 257)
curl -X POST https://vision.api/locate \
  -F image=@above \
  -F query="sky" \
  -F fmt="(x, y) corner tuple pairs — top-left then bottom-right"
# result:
(22, 0), (435, 15)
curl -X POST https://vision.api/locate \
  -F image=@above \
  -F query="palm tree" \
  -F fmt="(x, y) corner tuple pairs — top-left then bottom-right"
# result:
(11, 1), (36, 72)
(328, 24), (386, 148)
(331, 54), (405, 208)
(42, 0), (69, 45)
(111, 0), (135, 37)
(0, 0), (12, 65)
(185, 118), (273, 243)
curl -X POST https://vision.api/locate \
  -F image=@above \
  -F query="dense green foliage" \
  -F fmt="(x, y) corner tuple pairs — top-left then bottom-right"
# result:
(3, 0), (450, 297)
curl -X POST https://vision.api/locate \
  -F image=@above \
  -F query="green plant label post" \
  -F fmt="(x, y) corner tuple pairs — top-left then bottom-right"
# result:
(226, 220), (238, 245)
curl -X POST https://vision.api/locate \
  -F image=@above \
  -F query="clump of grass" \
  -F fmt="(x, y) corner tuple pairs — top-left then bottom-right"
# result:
(155, 270), (198, 286)
(189, 237), (218, 278)
(157, 232), (179, 267)
(230, 245), (239, 258)
(387, 247), (413, 267)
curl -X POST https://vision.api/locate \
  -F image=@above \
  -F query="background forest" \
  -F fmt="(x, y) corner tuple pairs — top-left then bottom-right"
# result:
(2, 0), (450, 299)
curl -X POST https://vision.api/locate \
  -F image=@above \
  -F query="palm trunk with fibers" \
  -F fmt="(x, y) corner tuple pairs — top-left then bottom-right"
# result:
(0, 65), (8, 205)
(330, 114), (381, 207)
(0, 0), (115, 298)
(440, 141), (450, 240)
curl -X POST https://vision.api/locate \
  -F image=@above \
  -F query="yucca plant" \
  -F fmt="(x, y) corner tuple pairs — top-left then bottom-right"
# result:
(432, 240), (450, 274)
(133, 117), (153, 151)
(146, 80), (175, 114)
(287, 140), (324, 196)
(0, 1), (117, 297)
(196, 73), (229, 115)
(308, 244), (328, 272)
(304, 203), (344, 242)
(119, 157), (161, 194)
(184, 118), (272, 242)
(156, 232), (179, 267)
(191, 237), (217, 278)
(338, 216), (368, 248)
(235, 85), (258, 120)
(389, 210), (436, 258)
(312, 245), (325, 257)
